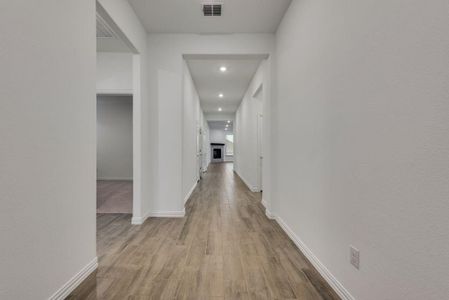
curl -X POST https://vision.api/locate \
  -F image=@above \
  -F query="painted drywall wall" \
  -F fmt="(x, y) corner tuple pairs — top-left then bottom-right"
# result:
(181, 62), (210, 203)
(147, 34), (275, 214)
(273, 1), (449, 299)
(182, 62), (204, 203)
(98, 0), (153, 222)
(97, 96), (133, 180)
(205, 113), (235, 122)
(209, 129), (227, 143)
(0, 1), (96, 299)
(96, 52), (133, 94)
(234, 61), (266, 192)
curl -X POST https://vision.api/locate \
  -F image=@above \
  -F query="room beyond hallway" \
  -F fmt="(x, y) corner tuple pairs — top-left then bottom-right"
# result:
(96, 180), (133, 214)
(96, 94), (133, 215)
(68, 163), (339, 300)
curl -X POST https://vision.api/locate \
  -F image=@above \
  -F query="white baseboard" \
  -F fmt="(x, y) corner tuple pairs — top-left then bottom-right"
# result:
(261, 199), (275, 219)
(234, 170), (260, 192)
(48, 257), (98, 300)
(132, 208), (186, 224)
(149, 210), (185, 218)
(131, 210), (151, 225)
(97, 177), (132, 181)
(275, 216), (354, 300)
(184, 181), (198, 204)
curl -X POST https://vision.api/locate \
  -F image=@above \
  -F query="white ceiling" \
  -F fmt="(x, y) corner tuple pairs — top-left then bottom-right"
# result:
(127, 0), (292, 33)
(208, 121), (233, 132)
(186, 57), (263, 114)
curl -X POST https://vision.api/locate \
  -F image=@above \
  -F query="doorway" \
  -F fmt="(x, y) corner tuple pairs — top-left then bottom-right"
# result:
(96, 95), (133, 213)
(96, 1), (142, 222)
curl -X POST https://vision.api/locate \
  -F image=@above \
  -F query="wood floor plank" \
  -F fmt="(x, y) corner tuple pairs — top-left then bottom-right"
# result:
(67, 163), (340, 300)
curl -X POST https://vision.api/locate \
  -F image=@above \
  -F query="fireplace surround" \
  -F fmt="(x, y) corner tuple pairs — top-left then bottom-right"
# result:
(210, 143), (225, 163)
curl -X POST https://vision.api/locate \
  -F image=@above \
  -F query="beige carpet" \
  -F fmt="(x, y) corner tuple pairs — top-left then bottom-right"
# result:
(97, 180), (132, 214)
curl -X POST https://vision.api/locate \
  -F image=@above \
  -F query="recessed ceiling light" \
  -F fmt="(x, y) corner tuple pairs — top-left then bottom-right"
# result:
(220, 66), (227, 72)
(225, 124), (229, 127)
(219, 93), (224, 98)
(227, 120), (231, 123)
(218, 107), (222, 111)
(225, 128), (228, 131)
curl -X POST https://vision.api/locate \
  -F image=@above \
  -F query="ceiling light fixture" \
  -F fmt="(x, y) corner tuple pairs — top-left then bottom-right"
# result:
(219, 93), (224, 98)
(220, 66), (227, 72)
(218, 107), (222, 111)
(227, 120), (231, 123)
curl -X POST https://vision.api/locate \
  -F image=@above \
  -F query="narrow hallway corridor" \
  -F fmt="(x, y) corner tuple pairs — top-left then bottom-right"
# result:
(69, 163), (339, 299)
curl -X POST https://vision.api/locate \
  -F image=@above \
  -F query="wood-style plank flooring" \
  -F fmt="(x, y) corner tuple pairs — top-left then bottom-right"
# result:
(68, 163), (339, 299)
(97, 180), (133, 214)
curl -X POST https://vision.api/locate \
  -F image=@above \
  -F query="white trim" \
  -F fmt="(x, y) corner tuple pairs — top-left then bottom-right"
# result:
(261, 199), (275, 219)
(275, 216), (354, 300)
(96, 89), (133, 96)
(234, 170), (260, 192)
(131, 210), (150, 225)
(48, 257), (98, 300)
(184, 181), (198, 204)
(252, 82), (263, 98)
(132, 209), (186, 224)
(131, 54), (142, 229)
(97, 177), (132, 181)
(149, 210), (185, 218)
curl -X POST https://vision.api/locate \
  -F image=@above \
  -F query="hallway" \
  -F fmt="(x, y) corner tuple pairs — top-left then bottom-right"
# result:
(69, 163), (338, 300)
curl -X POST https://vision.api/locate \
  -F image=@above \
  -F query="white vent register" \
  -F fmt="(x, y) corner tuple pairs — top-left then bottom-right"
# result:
(202, 3), (223, 16)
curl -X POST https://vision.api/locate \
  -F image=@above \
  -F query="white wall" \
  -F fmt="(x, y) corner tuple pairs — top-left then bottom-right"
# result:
(234, 60), (273, 199)
(96, 52), (133, 94)
(273, 1), (449, 299)
(0, 1), (96, 299)
(147, 34), (275, 214)
(210, 129), (227, 143)
(182, 62), (205, 203)
(97, 96), (133, 180)
(98, 0), (152, 223)
(234, 64), (264, 191)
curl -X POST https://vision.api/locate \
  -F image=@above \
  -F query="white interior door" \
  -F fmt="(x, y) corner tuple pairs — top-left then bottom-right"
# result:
(254, 84), (264, 192)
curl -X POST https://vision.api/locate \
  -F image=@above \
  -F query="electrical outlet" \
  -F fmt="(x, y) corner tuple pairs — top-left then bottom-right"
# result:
(350, 246), (360, 269)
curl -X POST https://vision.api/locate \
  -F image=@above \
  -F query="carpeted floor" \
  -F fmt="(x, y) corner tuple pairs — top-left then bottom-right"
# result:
(97, 180), (132, 214)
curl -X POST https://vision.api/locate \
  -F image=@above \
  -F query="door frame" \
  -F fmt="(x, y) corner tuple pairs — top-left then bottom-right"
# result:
(96, 1), (143, 224)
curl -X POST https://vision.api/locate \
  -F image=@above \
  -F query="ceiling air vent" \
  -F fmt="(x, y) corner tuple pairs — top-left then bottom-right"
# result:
(202, 3), (223, 16)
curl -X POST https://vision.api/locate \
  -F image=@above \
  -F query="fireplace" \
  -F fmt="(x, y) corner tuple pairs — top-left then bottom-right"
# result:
(213, 148), (222, 159)
(211, 143), (225, 163)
